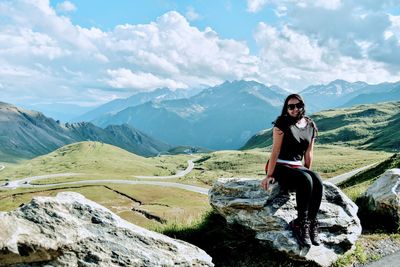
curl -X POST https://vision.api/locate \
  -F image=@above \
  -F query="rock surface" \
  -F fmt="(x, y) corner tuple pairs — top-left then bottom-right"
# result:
(357, 168), (400, 229)
(0, 192), (213, 267)
(209, 178), (362, 267)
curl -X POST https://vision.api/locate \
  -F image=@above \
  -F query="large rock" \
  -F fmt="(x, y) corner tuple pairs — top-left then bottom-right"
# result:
(0, 192), (213, 267)
(357, 168), (400, 229)
(209, 178), (361, 267)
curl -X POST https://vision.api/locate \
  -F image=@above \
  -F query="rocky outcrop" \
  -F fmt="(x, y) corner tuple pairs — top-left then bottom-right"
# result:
(209, 178), (362, 267)
(0, 192), (213, 267)
(357, 168), (400, 230)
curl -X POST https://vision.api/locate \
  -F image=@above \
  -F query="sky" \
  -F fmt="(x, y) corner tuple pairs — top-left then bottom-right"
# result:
(1, 0), (400, 108)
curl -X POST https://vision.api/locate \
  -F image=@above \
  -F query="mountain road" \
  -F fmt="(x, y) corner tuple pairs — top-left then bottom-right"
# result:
(0, 158), (209, 195)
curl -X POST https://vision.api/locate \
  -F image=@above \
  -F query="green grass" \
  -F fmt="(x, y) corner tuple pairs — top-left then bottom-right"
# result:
(177, 145), (391, 187)
(333, 241), (368, 267)
(0, 183), (210, 230)
(17, 145), (391, 189)
(0, 141), (191, 182)
(0, 141), (397, 266)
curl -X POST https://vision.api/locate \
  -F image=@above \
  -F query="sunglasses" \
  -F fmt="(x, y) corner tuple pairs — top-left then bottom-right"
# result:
(287, 103), (304, 110)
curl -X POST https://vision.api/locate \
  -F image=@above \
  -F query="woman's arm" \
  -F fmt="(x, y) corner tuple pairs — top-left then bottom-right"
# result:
(304, 138), (315, 169)
(261, 127), (284, 190)
(267, 127), (284, 177)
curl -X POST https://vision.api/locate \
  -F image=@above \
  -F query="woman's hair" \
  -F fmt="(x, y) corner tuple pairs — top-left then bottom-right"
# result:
(280, 93), (306, 119)
(273, 94), (317, 133)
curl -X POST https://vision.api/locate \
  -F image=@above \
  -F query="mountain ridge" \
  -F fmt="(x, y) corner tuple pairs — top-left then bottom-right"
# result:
(92, 80), (287, 149)
(0, 102), (171, 162)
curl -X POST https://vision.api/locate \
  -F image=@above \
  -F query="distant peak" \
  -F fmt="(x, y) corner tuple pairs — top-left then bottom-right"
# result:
(328, 79), (349, 85)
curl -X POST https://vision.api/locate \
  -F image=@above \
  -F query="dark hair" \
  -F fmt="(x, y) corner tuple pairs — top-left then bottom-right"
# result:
(272, 94), (317, 134)
(280, 94), (306, 119)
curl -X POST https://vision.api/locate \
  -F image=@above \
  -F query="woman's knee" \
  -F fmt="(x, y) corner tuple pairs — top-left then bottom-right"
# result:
(296, 171), (313, 189)
(307, 171), (323, 192)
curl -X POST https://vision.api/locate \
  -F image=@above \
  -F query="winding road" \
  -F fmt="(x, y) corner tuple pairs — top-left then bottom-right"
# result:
(0, 159), (209, 195)
(134, 159), (196, 179)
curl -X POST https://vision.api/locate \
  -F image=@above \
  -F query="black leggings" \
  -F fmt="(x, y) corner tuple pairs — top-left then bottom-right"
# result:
(273, 164), (323, 220)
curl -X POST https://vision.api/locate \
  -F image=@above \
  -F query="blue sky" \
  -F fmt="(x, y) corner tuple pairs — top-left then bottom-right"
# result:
(1, 0), (400, 109)
(54, 0), (278, 53)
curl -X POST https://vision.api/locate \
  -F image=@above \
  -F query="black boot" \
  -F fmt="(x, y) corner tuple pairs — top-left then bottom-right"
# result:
(310, 219), (321, 246)
(289, 218), (311, 247)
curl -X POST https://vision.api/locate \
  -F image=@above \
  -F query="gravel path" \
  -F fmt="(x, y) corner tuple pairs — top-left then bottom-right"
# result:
(356, 236), (400, 267)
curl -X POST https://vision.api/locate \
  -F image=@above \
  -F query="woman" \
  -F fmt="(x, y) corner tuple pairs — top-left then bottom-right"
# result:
(261, 94), (323, 247)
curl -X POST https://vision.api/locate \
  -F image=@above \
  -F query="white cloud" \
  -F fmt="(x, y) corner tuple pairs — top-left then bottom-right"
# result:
(186, 6), (200, 21)
(106, 68), (188, 90)
(254, 22), (400, 90)
(314, 0), (342, 10)
(1, 0), (400, 108)
(57, 1), (76, 12)
(0, 2), (260, 106)
(247, 0), (268, 13)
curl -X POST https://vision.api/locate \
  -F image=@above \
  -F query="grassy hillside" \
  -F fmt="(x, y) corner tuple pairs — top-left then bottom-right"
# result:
(176, 145), (390, 186)
(0, 141), (190, 182)
(340, 153), (400, 201)
(242, 101), (400, 151)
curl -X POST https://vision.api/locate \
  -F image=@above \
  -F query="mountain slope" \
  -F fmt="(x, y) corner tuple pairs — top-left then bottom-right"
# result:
(341, 83), (400, 107)
(300, 79), (369, 112)
(0, 141), (176, 180)
(0, 102), (171, 161)
(93, 80), (287, 149)
(241, 101), (400, 151)
(74, 87), (201, 122)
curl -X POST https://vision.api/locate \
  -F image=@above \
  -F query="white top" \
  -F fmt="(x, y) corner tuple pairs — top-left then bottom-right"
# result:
(296, 117), (307, 128)
(277, 159), (303, 166)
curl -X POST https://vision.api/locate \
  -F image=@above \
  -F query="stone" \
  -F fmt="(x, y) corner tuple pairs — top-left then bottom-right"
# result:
(357, 168), (400, 229)
(0, 192), (213, 267)
(209, 178), (362, 267)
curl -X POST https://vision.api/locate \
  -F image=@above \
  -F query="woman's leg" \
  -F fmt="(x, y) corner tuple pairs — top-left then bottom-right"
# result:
(274, 165), (314, 246)
(300, 169), (323, 220)
(273, 165), (314, 220)
(298, 169), (323, 246)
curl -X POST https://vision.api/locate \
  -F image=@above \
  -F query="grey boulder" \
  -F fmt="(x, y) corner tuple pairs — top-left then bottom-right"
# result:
(0, 192), (213, 267)
(209, 178), (362, 267)
(357, 168), (400, 229)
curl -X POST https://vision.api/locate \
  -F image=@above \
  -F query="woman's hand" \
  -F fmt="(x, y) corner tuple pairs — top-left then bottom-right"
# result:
(261, 176), (275, 191)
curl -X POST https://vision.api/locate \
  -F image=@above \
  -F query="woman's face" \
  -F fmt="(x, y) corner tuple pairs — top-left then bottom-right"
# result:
(287, 98), (304, 118)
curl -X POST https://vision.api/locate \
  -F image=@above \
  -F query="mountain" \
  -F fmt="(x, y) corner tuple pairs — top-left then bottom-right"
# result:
(241, 101), (400, 152)
(300, 79), (369, 112)
(300, 80), (400, 112)
(341, 82), (400, 107)
(0, 102), (171, 162)
(73, 87), (202, 122)
(92, 80), (287, 150)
